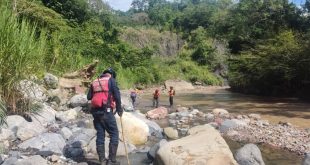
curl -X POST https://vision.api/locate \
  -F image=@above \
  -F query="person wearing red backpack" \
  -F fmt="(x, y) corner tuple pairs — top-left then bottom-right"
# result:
(168, 86), (175, 107)
(153, 89), (160, 108)
(87, 67), (123, 165)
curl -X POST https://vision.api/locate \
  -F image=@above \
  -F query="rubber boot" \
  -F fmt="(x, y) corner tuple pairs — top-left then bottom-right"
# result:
(106, 143), (120, 165)
(97, 144), (106, 165)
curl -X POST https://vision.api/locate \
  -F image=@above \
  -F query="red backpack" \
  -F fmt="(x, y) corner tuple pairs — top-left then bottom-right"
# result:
(91, 77), (115, 109)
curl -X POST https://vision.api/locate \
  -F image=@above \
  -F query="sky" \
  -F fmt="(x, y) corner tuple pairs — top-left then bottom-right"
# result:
(105, 0), (306, 12)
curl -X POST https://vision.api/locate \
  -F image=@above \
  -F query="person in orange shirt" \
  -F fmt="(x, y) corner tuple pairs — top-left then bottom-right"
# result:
(168, 86), (175, 107)
(153, 89), (160, 108)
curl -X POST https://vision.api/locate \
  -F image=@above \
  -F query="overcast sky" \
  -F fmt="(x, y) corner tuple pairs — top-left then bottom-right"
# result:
(105, 0), (306, 12)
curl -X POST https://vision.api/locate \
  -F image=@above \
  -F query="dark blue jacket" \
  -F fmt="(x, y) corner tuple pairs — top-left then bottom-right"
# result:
(87, 74), (122, 115)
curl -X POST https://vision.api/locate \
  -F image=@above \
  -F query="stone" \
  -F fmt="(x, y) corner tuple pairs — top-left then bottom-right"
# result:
(8, 151), (21, 159)
(5, 115), (27, 132)
(18, 133), (66, 154)
(68, 128), (96, 148)
(69, 94), (88, 108)
(168, 113), (177, 119)
(15, 155), (48, 165)
(303, 153), (310, 165)
(176, 107), (188, 112)
(220, 119), (247, 133)
(16, 80), (47, 102)
(234, 144), (265, 165)
(47, 88), (69, 106)
(148, 139), (168, 160)
(60, 127), (73, 140)
(157, 125), (238, 165)
(2, 157), (18, 165)
(131, 112), (163, 138)
(190, 109), (200, 115)
(164, 80), (194, 90)
(212, 108), (229, 116)
(146, 107), (168, 119)
(205, 113), (215, 122)
(50, 155), (60, 162)
(44, 73), (59, 89)
(116, 112), (149, 145)
(56, 107), (80, 122)
(248, 114), (261, 120)
(16, 121), (45, 141)
(31, 103), (57, 126)
(0, 128), (14, 141)
(163, 127), (178, 140)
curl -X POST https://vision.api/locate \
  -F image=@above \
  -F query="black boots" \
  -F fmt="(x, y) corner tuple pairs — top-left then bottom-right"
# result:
(106, 143), (120, 165)
(96, 145), (106, 165)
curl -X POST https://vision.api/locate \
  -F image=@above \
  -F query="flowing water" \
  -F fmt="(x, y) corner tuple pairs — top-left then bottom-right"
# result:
(132, 87), (310, 164)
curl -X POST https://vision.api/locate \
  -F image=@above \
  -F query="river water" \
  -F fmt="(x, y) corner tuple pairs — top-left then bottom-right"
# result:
(132, 87), (309, 164)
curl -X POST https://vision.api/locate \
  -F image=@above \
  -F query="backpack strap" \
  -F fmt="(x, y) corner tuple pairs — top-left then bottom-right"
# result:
(106, 78), (112, 108)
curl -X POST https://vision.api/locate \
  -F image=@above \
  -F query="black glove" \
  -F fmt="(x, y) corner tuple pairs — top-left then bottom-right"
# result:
(117, 109), (123, 117)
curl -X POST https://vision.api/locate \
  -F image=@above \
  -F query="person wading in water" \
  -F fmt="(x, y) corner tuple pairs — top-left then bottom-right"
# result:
(168, 86), (175, 108)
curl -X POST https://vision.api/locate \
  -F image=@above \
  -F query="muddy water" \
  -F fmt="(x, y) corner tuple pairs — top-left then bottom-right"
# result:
(132, 87), (309, 164)
(136, 87), (310, 128)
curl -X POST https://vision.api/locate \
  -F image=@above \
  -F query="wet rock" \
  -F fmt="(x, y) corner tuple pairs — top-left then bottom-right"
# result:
(146, 107), (168, 119)
(157, 125), (238, 165)
(44, 73), (59, 89)
(16, 80), (47, 102)
(18, 133), (66, 154)
(220, 119), (247, 133)
(15, 155), (48, 165)
(234, 144), (265, 165)
(163, 127), (178, 140)
(303, 153), (310, 165)
(60, 127), (73, 140)
(147, 139), (168, 161)
(212, 108), (229, 117)
(69, 94), (88, 108)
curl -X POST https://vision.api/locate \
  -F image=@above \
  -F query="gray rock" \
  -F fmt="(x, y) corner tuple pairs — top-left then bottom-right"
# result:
(8, 151), (21, 159)
(248, 114), (261, 120)
(0, 128), (14, 141)
(16, 80), (47, 102)
(16, 121), (45, 141)
(60, 127), (73, 140)
(5, 115), (27, 133)
(44, 73), (59, 89)
(69, 94), (88, 108)
(148, 139), (168, 160)
(56, 107), (80, 122)
(205, 113), (215, 122)
(15, 155), (48, 165)
(31, 103), (57, 126)
(220, 119), (247, 133)
(303, 153), (310, 165)
(2, 157), (18, 165)
(131, 112), (163, 138)
(234, 144), (265, 165)
(18, 133), (66, 154)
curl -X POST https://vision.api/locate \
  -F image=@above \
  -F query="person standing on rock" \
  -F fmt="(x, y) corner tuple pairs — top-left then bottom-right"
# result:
(153, 89), (160, 108)
(168, 86), (175, 107)
(87, 67), (123, 165)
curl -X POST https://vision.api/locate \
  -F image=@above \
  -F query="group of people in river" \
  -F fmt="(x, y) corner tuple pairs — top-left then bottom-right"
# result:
(130, 86), (176, 109)
(87, 67), (176, 165)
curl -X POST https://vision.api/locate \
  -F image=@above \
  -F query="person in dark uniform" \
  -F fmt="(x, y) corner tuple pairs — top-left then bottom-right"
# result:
(87, 68), (123, 165)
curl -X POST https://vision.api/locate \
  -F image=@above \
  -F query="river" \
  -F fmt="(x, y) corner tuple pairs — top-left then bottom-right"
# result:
(132, 86), (310, 164)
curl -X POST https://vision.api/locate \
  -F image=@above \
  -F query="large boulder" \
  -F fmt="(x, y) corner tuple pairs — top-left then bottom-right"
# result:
(47, 88), (69, 106)
(15, 155), (48, 165)
(131, 112), (163, 138)
(18, 133), (66, 154)
(164, 80), (194, 90)
(31, 103), (57, 126)
(60, 127), (73, 140)
(157, 124), (238, 165)
(16, 80), (47, 102)
(16, 121), (45, 141)
(147, 139), (168, 161)
(146, 107), (168, 120)
(69, 94), (88, 108)
(44, 73), (59, 89)
(5, 115), (27, 132)
(115, 112), (149, 145)
(303, 153), (310, 165)
(234, 144), (265, 165)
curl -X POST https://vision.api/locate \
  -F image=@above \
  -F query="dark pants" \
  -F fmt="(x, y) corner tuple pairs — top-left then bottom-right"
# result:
(92, 111), (119, 147)
(169, 96), (173, 107)
(131, 96), (136, 107)
(153, 98), (159, 108)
